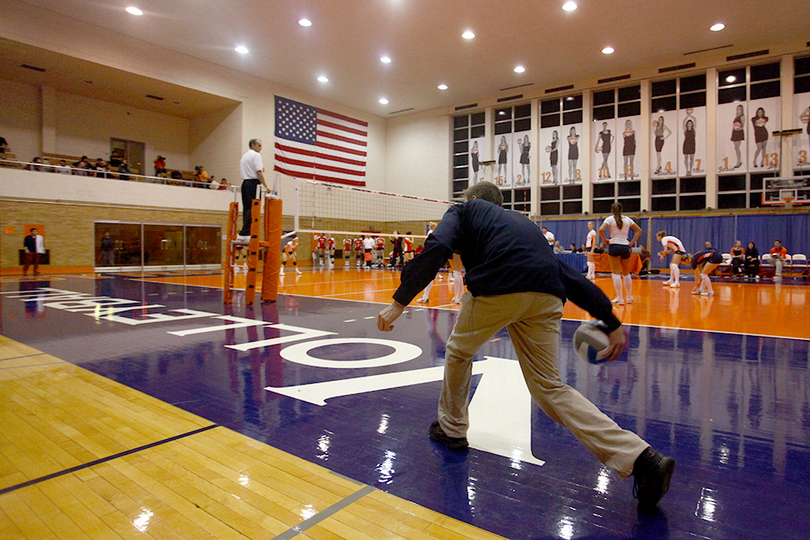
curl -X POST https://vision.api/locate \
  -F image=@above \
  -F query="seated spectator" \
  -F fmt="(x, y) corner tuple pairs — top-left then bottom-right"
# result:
(744, 241), (760, 280)
(592, 242), (605, 254)
(55, 159), (72, 174)
(767, 239), (788, 281)
(95, 158), (110, 178)
(569, 243), (579, 253)
(118, 159), (131, 181)
(730, 240), (745, 277)
(0, 136), (9, 153)
(154, 155), (167, 176)
(218, 178), (229, 190)
(193, 165), (209, 187)
(73, 156), (92, 176)
(553, 240), (565, 254)
(27, 156), (44, 172)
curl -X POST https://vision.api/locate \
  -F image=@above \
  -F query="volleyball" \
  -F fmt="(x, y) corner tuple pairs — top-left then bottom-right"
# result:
(573, 320), (611, 364)
(545, 145), (551, 152)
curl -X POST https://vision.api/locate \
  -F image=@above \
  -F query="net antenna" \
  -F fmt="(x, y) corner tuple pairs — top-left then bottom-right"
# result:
(282, 175), (453, 242)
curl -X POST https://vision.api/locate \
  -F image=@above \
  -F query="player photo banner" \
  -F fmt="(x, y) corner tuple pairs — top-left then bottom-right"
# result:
(717, 102), (748, 174)
(679, 107), (706, 177)
(562, 123), (584, 185)
(618, 116), (641, 181)
(650, 111), (679, 178)
(794, 92), (810, 171)
(539, 126), (562, 186)
(469, 136), (486, 186)
(493, 133), (513, 189)
(592, 119), (616, 183)
(747, 97), (781, 172)
(513, 131), (531, 188)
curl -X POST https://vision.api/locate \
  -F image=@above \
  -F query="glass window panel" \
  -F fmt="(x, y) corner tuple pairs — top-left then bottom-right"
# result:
(618, 197), (640, 212)
(144, 225), (184, 266)
(95, 223), (142, 267)
(453, 154), (469, 167)
(617, 101), (641, 117)
(514, 118), (531, 132)
(680, 92), (706, 109)
(562, 201), (583, 215)
(541, 202), (561, 216)
(453, 128), (468, 142)
(680, 74), (706, 92)
(618, 181), (641, 197)
(718, 175), (746, 192)
(470, 125), (485, 138)
(750, 62), (780, 82)
(495, 107), (513, 120)
(652, 178), (677, 195)
(679, 195), (706, 211)
(593, 105), (615, 121)
(541, 99), (561, 114)
(562, 110), (583, 125)
(563, 95), (583, 110)
(718, 86), (747, 104)
(795, 75), (810, 95)
(541, 114), (561, 128)
(680, 176), (706, 193)
(718, 193), (746, 209)
(593, 199), (614, 214)
(453, 116), (469, 129)
(718, 68), (746, 87)
(652, 79), (677, 97)
(618, 85), (641, 102)
(514, 103), (531, 118)
(541, 186), (561, 200)
(562, 184), (583, 199)
(593, 90), (615, 106)
(453, 167), (468, 180)
(471, 112), (486, 125)
(651, 197), (677, 211)
(453, 141), (468, 154)
(186, 226), (221, 265)
(652, 96), (677, 112)
(494, 121), (512, 135)
(593, 182), (615, 198)
(750, 80), (780, 100)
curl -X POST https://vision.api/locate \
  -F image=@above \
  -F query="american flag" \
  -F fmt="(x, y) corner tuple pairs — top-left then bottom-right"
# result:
(274, 96), (367, 186)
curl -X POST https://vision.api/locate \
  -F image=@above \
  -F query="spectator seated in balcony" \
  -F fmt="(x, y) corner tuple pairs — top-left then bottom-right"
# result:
(154, 155), (167, 176)
(118, 159), (131, 180)
(94, 158), (111, 178)
(27, 157), (49, 172)
(193, 165), (209, 187)
(55, 159), (72, 174)
(72, 156), (92, 176)
(0, 136), (9, 153)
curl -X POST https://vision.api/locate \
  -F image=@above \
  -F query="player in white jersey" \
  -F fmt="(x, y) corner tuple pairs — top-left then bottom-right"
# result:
(598, 203), (642, 304)
(281, 237), (302, 275)
(585, 221), (597, 281)
(656, 231), (686, 287)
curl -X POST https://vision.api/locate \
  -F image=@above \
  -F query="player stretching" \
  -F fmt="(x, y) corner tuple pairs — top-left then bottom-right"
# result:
(656, 231), (686, 287)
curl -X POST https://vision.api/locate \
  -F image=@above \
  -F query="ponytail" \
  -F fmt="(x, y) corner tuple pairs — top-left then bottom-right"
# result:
(611, 203), (624, 230)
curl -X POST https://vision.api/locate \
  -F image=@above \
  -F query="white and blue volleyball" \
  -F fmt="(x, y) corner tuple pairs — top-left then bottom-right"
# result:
(573, 320), (611, 364)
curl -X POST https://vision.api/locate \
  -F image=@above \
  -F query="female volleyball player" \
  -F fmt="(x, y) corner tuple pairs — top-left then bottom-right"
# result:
(656, 231), (686, 287)
(281, 237), (302, 275)
(598, 203), (642, 304)
(585, 221), (597, 281)
(686, 248), (723, 296)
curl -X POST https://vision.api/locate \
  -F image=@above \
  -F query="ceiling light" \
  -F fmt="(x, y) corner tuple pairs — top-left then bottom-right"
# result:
(514, 65), (525, 73)
(317, 76), (329, 82)
(235, 46), (249, 54)
(125, 6), (143, 16)
(299, 18), (312, 27)
(726, 75), (736, 83)
(438, 84), (448, 90)
(562, 2), (577, 12)
(602, 46), (615, 55)
(379, 98), (389, 105)
(380, 56), (391, 64)
(710, 23), (725, 32)
(462, 30), (475, 40)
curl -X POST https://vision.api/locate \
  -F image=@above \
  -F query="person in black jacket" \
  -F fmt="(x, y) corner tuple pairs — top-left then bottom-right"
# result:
(377, 181), (674, 509)
(744, 241), (760, 280)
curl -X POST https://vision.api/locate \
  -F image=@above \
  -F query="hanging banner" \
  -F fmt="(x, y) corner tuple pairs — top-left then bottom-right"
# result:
(468, 136), (487, 185)
(717, 102), (748, 173)
(618, 116), (641, 181)
(747, 97), (781, 172)
(562, 123), (584, 185)
(649, 112), (679, 178)
(513, 131), (531, 187)
(794, 92), (810, 172)
(678, 107), (706, 177)
(493, 133), (514, 188)
(539, 126), (562, 186)
(591, 119), (617, 183)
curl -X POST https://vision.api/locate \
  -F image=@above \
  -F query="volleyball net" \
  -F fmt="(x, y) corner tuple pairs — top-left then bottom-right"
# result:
(275, 174), (453, 256)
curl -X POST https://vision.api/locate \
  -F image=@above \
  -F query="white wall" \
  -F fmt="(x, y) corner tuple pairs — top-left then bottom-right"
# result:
(55, 91), (190, 173)
(189, 104), (243, 184)
(0, 78), (41, 162)
(385, 109), (450, 200)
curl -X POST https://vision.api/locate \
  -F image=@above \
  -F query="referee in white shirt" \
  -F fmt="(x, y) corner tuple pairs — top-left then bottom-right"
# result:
(238, 139), (268, 240)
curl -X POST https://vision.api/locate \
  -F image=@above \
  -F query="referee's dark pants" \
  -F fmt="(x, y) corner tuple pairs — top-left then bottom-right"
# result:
(239, 179), (260, 236)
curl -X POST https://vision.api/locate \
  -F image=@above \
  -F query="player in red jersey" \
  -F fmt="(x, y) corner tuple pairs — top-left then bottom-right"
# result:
(354, 236), (364, 267)
(327, 235), (336, 267)
(375, 236), (386, 267)
(403, 232), (414, 263)
(316, 233), (327, 266)
(343, 237), (352, 266)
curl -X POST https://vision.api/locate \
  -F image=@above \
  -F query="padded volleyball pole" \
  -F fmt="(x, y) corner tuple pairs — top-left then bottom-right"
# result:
(261, 197), (282, 302)
(244, 198), (261, 306)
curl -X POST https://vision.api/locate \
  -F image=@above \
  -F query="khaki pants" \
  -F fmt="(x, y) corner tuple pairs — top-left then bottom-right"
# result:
(439, 291), (648, 479)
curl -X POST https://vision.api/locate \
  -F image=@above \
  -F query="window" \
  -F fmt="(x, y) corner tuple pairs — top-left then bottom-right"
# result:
(451, 112), (485, 200)
(793, 55), (810, 175)
(493, 104), (531, 212)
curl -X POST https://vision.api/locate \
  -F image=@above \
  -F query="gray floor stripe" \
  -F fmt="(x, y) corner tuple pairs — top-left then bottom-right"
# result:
(0, 352), (47, 362)
(272, 484), (376, 540)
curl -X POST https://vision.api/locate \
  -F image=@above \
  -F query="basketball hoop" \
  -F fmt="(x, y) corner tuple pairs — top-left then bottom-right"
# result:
(783, 197), (795, 209)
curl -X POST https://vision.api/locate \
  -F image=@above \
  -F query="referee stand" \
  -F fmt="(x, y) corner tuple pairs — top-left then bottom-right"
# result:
(224, 180), (283, 306)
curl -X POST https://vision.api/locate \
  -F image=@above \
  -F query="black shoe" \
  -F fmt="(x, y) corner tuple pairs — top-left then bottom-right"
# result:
(428, 421), (468, 451)
(632, 447), (675, 509)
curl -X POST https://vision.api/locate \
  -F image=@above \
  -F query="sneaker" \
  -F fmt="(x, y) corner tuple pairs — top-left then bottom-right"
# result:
(632, 447), (675, 509)
(626, 296), (634, 304)
(451, 297), (461, 304)
(428, 421), (468, 451)
(280, 270), (285, 276)
(663, 281), (672, 286)
(670, 282), (680, 288)
(416, 297), (429, 303)
(701, 290), (714, 296)
(611, 297), (625, 305)
(691, 289), (702, 295)
(774, 276), (782, 282)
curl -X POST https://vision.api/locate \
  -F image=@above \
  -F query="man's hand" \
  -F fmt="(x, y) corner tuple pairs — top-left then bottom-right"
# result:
(604, 326), (627, 361)
(378, 301), (405, 332)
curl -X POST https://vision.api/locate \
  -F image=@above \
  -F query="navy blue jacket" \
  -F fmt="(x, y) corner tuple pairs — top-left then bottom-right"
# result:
(393, 199), (621, 332)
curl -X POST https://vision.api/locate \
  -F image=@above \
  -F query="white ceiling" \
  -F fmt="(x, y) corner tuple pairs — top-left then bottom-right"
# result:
(3, 0), (810, 117)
